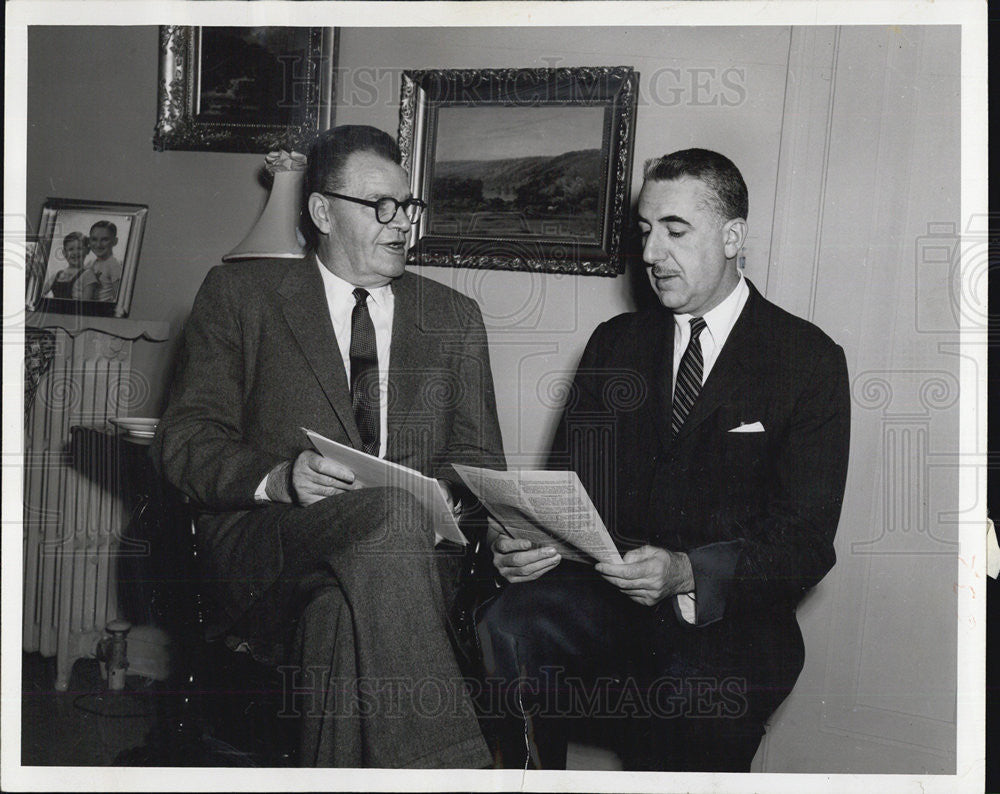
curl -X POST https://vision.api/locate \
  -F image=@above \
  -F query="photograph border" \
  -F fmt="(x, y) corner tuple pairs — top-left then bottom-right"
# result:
(1, 3), (988, 792)
(398, 66), (639, 277)
(153, 25), (338, 154)
(27, 198), (149, 319)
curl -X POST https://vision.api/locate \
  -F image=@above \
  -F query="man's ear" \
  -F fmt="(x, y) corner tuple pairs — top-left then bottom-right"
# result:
(723, 218), (748, 260)
(307, 193), (333, 236)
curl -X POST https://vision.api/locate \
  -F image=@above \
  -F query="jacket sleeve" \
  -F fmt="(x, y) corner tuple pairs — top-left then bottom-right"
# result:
(151, 267), (286, 510)
(685, 342), (851, 626)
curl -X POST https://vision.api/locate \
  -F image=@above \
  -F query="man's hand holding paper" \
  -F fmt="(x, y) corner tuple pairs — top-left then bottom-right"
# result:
(490, 526), (562, 583)
(304, 428), (468, 545)
(455, 465), (622, 576)
(278, 450), (358, 505)
(596, 545), (695, 607)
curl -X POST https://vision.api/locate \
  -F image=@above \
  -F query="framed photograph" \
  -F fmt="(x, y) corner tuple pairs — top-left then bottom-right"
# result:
(154, 26), (337, 153)
(398, 66), (638, 276)
(26, 199), (149, 318)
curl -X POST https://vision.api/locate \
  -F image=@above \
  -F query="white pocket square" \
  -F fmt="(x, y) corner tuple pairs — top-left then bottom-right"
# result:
(728, 421), (765, 433)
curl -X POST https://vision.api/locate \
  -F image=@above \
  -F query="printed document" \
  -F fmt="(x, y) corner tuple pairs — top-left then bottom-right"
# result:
(451, 465), (622, 564)
(304, 428), (467, 546)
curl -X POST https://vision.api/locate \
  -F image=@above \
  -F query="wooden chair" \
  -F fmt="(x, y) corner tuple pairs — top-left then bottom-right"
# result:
(115, 479), (296, 766)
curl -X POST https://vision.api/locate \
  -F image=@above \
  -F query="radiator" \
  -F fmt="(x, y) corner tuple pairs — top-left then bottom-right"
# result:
(23, 326), (137, 691)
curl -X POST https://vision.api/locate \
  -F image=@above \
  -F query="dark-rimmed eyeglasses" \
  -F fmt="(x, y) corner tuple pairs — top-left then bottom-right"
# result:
(322, 191), (427, 224)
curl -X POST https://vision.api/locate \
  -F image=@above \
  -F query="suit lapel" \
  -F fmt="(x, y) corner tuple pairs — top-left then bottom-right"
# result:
(672, 282), (762, 444)
(277, 255), (363, 448)
(385, 273), (424, 453)
(645, 309), (676, 455)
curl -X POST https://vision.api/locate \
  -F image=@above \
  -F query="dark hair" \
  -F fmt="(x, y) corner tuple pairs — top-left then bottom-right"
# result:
(643, 148), (748, 222)
(89, 220), (118, 238)
(302, 125), (403, 250)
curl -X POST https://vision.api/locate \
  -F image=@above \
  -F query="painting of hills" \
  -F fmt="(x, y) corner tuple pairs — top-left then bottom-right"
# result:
(425, 106), (606, 239)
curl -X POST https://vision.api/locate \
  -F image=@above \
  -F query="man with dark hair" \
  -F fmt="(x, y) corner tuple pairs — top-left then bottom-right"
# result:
(482, 147), (850, 772)
(154, 125), (505, 768)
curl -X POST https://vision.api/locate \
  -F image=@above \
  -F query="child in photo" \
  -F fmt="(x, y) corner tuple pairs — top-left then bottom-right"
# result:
(85, 220), (123, 302)
(42, 231), (98, 300)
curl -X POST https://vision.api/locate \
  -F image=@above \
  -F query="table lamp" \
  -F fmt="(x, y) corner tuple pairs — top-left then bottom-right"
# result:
(223, 150), (307, 261)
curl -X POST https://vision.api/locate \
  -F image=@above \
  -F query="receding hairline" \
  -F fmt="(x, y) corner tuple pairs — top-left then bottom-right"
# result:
(638, 173), (736, 225)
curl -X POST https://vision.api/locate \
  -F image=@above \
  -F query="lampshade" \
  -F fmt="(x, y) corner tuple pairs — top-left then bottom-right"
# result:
(223, 150), (307, 261)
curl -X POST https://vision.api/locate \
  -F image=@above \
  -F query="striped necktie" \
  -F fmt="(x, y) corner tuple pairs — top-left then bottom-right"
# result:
(350, 288), (380, 456)
(671, 316), (707, 437)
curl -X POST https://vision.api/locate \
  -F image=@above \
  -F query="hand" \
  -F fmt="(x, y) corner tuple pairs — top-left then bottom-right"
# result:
(491, 533), (561, 583)
(595, 545), (694, 607)
(268, 450), (357, 506)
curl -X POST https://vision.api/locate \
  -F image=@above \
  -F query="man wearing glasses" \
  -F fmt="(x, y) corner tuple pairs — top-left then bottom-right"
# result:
(154, 125), (505, 768)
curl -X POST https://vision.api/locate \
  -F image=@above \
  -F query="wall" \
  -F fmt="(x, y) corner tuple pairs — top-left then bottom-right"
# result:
(27, 26), (264, 416)
(25, 24), (963, 774)
(310, 25), (791, 460)
(27, 25), (790, 457)
(756, 25), (961, 774)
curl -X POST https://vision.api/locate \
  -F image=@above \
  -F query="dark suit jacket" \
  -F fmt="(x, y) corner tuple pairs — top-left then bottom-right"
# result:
(153, 256), (505, 637)
(550, 280), (850, 704)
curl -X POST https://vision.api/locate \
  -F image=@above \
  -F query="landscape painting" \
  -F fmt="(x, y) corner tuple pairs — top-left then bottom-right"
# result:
(426, 105), (606, 241)
(399, 66), (638, 275)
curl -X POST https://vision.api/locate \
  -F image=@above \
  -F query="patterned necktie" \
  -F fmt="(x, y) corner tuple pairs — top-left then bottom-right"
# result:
(350, 288), (380, 456)
(671, 316), (707, 437)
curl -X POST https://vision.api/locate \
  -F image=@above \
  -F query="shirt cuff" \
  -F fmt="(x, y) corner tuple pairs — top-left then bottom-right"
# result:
(676, 592), (697, 624)
(254, 474), (271, 503)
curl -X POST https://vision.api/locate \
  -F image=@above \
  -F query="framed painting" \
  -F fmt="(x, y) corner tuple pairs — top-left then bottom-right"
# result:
(398, 66), (638, 276)
(154, 26), (337, 153)
(26, 199), (149, 318)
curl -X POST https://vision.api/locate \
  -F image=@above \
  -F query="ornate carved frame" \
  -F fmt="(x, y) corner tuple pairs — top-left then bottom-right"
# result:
(398, 66), (638, 276)
(154, 26), (337, 153)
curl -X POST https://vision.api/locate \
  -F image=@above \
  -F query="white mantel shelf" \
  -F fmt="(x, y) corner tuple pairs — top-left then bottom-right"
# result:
(27, 312), (169, 342)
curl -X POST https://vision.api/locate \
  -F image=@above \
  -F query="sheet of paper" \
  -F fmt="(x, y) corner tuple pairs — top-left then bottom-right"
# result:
(452, 465), (622, 564)
(304, 428), (467, 546)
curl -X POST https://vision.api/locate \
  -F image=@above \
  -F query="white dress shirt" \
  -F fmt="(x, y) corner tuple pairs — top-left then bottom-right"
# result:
(255, 258), (394, 501)
(316, 259), (394, 458)
(671, 274), (750, 622)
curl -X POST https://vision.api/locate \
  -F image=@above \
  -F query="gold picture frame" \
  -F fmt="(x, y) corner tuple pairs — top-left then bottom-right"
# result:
(154, 26), (337, 154)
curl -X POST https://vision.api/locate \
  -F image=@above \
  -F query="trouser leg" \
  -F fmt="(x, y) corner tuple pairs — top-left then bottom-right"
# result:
(622, 651), (767, 772)
(269, 486), (489, 768)
(625, 614), (796, 772)
(478, 561), (643, 769)
(479, 561), (789, 772)
(288, 584), (361, 767)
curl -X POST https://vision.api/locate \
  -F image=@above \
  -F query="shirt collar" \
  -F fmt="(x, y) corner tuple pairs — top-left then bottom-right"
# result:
(672, 273), (748, 348)
(315, 255), (393, 309)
